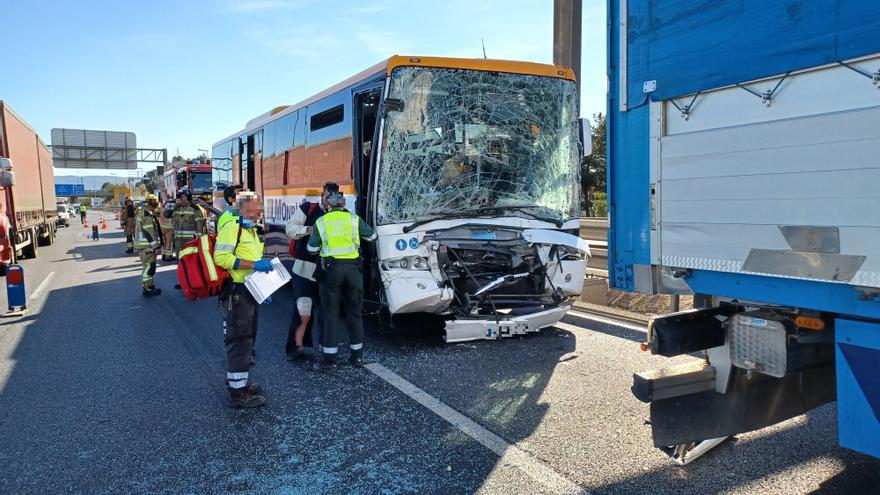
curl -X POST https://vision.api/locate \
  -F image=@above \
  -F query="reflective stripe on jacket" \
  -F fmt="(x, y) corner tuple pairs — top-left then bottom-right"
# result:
(214, 220), (263, 284)
(172, 205), (206, 239)
(217, 209), (238, 234)
(134, 210), (162, 250)
(311, 210), (359, 259)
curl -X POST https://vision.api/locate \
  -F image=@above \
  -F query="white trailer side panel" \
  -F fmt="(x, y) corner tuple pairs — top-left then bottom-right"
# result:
(655, 55), (880, 288)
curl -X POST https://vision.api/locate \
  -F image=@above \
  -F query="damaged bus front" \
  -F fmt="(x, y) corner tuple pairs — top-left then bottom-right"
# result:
(371, 64), (590, 342)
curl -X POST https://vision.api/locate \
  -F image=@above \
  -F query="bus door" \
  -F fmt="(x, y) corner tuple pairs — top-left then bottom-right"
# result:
(239, 137), (249, 190)
(353, 84), (383, 300)
(244, 131), (261, 193)
(352, 85), (382, 218)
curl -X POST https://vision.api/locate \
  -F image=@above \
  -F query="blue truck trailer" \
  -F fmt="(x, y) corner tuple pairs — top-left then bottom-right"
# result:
(608, 0), (880, 463)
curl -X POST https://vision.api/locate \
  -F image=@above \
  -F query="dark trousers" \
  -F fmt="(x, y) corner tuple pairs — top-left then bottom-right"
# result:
(221, 284), (257, 389)
(319, 261), (364, 357)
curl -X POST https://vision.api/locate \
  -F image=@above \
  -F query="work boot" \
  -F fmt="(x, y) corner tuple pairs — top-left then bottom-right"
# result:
(349, 350), (364, 368)
(227, 388), (266, 409)
(314, 355), (338, 373)
(246, 382), (262, 395)
(142, 286), (162, 297)
(287, 346), (307, 362)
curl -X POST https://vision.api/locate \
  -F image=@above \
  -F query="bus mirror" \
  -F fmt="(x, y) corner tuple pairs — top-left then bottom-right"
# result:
(0, 158), (14, 186)
(580, 118), (592, 157)
(1, 171), (16, 187)
(383, 98), (405, 116)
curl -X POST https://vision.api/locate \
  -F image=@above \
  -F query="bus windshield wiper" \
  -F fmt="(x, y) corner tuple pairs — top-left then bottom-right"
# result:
(478, 205), (564, 227)
(403, 210), (489, 233)
(402, 205), (562, 233)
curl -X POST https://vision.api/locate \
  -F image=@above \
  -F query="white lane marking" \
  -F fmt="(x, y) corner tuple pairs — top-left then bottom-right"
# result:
(567, 310), (647, 333)
(30, 271), (56, 299)
(365, 362), (587, 495)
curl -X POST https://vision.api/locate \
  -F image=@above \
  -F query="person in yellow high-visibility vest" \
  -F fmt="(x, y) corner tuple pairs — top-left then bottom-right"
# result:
(213, 191), (273, 408)
(307, 191), (376, 371)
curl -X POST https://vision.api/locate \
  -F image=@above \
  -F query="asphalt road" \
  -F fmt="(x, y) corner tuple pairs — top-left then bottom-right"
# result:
(1, 214), (878, 495)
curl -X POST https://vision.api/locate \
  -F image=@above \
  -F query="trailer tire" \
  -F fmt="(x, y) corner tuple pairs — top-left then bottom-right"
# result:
(21, 229), (38, 259)
(37, 224), (54, 247)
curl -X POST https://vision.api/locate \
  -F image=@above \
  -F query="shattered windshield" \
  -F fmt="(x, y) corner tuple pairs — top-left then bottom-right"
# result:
(376, 67), (580, 225)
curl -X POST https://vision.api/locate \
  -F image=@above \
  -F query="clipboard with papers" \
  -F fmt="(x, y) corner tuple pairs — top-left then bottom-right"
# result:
(244, 258), (291, 303)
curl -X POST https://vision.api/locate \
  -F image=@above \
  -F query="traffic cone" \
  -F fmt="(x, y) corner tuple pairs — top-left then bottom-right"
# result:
(101, 216), (107, 230)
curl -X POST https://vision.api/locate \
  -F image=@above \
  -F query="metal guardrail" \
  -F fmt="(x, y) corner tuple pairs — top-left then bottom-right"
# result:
(580, 217), (609, 278)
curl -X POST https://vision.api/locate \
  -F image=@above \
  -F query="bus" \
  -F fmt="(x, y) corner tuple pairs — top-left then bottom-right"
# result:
(212, 55), (591, 342)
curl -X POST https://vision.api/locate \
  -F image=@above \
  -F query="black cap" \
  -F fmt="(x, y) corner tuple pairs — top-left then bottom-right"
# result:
(223, 185), (243, 205)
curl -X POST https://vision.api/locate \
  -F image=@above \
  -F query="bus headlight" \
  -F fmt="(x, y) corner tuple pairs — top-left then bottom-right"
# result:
(383, 256), (430, 271)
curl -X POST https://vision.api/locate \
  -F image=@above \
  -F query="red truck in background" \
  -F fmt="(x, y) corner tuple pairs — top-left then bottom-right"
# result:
(160, 161), (213, 204)
(0, 101), (57, 273)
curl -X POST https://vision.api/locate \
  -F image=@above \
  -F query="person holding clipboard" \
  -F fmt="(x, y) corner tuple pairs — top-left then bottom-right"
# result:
(214, 191), (274, 409)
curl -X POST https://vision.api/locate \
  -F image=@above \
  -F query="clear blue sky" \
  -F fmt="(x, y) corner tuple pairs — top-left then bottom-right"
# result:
(1, 0), (606, 176)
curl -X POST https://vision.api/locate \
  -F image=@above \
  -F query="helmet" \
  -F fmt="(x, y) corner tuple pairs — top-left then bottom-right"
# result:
(177, 189), (192, 202)
(146, 194), (159, 206)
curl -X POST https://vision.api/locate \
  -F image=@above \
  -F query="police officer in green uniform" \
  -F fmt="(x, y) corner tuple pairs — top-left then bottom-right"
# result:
(307, 191), (376, 371)
(133, 195), (164, 296)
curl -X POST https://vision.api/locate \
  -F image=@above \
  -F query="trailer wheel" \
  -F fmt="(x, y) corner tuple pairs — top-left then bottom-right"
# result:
(21, 228), (38, 259)
(37, 224), (54, 247)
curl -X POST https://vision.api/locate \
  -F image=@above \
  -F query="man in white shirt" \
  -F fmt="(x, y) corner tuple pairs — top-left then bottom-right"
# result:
(283, 182), (338, 360)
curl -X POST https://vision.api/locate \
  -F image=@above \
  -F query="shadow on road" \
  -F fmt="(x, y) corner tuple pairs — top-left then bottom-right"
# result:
(587, 408), (880, 495)
(0, 244), (572, 494)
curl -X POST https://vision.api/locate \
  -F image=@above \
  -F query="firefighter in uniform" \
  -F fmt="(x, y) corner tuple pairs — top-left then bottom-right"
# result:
(158, 199), (175, 261)
(213, 192), (273, 408)
(133, 195), (164, 296)
(307, 191), (377, 371)
(171, 189), (207, 254)
(120, 197), (137, 253)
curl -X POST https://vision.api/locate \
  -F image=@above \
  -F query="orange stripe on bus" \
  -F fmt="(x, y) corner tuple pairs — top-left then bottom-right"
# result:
(386, 55), (577, 81)
(264, 184), (356, 196)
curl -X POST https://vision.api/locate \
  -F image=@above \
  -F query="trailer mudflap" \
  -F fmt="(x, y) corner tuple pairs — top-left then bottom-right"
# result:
(443, 304), (569, 343)
(648, 364), (836, 448)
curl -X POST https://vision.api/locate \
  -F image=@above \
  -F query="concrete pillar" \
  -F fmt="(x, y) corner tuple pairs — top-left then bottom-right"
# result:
(553, 0), (583, 95)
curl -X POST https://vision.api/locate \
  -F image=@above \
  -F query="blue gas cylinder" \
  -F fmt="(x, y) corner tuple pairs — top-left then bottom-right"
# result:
(6, 264), (26, 310)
